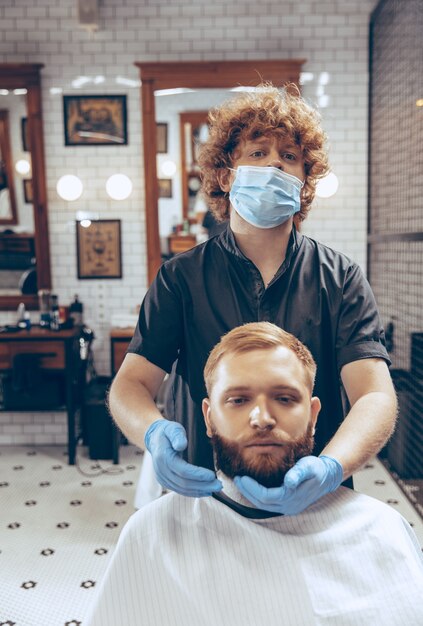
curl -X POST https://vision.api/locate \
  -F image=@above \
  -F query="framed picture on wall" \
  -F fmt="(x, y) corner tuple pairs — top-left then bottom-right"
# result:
(23, 179), (33, 203)
(21, 117), (30, 152)
(158, 178), (172, 198)
(63, 95), (128, 146)
(156, 122), (168, 153)
(76, 219), (122, 279)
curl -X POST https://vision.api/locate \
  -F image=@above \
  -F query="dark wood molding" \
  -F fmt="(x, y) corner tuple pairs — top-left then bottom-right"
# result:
(136, 60), (305, 91)
(0, 63), (45, 88)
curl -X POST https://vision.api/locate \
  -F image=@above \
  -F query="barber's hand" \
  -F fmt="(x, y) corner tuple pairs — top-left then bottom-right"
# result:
(144, 419), (222, 497)
(234, 455), (343, 515)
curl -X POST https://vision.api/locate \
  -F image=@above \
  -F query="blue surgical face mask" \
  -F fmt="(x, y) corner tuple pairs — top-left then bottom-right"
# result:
(229, 165), (304, 229)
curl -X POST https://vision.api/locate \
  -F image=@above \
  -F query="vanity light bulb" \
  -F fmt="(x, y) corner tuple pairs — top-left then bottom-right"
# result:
(316, 172), (339, 198)
(56, 175), (83, 201)
(160, 160), (177, 177)
(15, 159), (31, 176)
(106, 173), (133, 200)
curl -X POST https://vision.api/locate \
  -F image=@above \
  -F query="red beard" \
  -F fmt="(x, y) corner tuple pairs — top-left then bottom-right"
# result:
(210, 423), (314, 488)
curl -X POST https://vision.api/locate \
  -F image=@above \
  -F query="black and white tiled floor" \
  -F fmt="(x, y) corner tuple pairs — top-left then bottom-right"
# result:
(0, 444), (141, 626)
(0, 445), (422, 626)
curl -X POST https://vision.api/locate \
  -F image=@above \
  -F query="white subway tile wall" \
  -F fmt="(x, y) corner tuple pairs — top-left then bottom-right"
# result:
(0, 0), (377, 443)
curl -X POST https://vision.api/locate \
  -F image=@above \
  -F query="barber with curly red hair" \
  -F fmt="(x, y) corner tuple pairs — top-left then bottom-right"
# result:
(108, 85), (397, 515)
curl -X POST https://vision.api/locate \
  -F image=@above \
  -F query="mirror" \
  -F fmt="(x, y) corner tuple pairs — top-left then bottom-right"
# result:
(155, 97), (234, 257)
(135, 60), (304, 283)
(0, 64), (51, 310)
(155, 98), (220, 257)
(180, 111), (209, 220)
(0, 109), (18, 224)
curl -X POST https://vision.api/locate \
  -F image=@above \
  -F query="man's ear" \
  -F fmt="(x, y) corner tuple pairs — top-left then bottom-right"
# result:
(202, 398), (213, 438)
(310, 396), (321, 435)
(217, 168), (232, 193)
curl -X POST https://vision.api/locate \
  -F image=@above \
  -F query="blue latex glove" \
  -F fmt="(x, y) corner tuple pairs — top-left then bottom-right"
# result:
(234, 455), (343, 515)
(144, 419), (222, 497)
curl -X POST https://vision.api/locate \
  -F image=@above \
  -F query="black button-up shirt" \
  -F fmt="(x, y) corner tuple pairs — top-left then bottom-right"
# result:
(129, 226), (390, 470)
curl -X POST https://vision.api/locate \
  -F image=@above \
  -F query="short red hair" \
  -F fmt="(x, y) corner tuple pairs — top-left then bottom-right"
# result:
(204, 322), (316, 396)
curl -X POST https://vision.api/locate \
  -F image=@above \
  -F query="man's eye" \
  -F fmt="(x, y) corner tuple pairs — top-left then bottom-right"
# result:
(276, 396), (293, 404)
(250, 150), (265, 158)
(227, 397), (247, 405)
(283, 153), (296, 161)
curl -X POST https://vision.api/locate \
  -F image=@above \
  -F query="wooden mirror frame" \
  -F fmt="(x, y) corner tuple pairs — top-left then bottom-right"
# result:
(135, 60), (305, 284)
(0, 64), (51, 310)
(0, 110), (19, 225)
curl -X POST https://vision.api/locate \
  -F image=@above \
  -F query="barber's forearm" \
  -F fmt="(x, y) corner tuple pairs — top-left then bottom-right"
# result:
(320, 391), (398, 480)
(108, 376), (164, 450)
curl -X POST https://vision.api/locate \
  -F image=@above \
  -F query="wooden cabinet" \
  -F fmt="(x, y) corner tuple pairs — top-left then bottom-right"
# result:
(110, 327), (134, 376)
(168, 234), (197, 255)
(109, 327), (135, 463)
(0, 340), (65, 369)
(0, 327), (86, 464)
(112, 341), (128, 374)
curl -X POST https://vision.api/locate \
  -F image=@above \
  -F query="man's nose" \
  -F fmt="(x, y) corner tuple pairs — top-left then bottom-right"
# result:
(249, 401), (276, 429)
(267, 154), (283, 170)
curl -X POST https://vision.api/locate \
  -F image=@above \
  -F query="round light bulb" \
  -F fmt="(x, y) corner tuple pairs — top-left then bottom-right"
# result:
(106, 173), (133, 200)
(15, 159), (31, 176)
(160, 160), (177, 177)
(316, 172), (339, 198)
(56, 175), (83, 201)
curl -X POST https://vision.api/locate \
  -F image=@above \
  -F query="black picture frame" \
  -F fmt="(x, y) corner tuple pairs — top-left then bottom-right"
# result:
(158, 178), (172, 198)
(63, 95), (128, 146)
(76, 219), (122, 279)
(21, 117), (30, 152)
(156, 122), (168, 153)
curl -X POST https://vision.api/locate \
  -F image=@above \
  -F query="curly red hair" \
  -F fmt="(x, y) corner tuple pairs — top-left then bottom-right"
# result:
(198, 84), (330, 223)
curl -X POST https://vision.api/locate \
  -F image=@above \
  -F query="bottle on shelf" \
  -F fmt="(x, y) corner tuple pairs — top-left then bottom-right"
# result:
(50, 294), (60, 331)
(69, 294), (83, 327)
(17, 302), (30, 329)
(17, 302), (25, 324)
(38, 289), (51, 328)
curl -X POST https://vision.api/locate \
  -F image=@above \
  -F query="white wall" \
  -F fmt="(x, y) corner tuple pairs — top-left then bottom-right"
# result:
(0, 0), (377, 444)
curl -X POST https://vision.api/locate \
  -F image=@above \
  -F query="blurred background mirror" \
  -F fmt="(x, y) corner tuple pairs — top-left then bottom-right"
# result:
(0, 64), (51, 309)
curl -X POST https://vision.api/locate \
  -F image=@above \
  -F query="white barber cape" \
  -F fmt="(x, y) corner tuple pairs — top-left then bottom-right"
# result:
(85, 481), (423, 626)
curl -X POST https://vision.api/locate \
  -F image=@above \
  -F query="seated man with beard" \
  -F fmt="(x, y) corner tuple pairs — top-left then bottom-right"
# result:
(86, 323), (423, 626)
